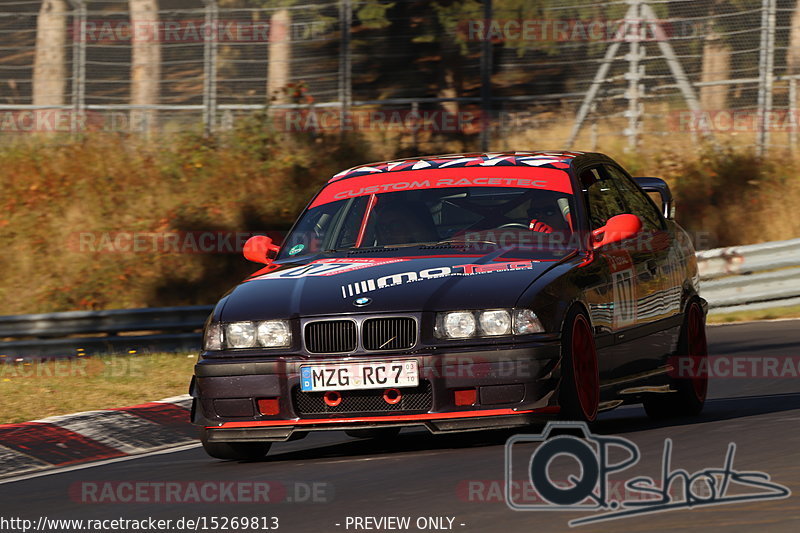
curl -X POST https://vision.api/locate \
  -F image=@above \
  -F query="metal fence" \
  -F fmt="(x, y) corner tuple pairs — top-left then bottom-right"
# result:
(2, 0), (800, 153)
(0, 305), (212, 359)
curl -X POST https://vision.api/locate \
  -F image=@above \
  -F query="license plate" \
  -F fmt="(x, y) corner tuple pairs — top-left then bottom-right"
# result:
(300, 360), (418, 392)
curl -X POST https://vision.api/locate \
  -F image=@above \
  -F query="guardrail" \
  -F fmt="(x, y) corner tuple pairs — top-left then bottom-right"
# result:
(0, 306), (213, 360)
(697, 237), (800, 315)
(0, 239), (797, 359)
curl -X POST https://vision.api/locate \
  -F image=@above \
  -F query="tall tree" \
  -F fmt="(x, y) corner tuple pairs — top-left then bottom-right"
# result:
(700, 28), (731, 110)
(33, 0), (68, 106)
(268, 6), (292, 103)
(129, 0), (161, 130)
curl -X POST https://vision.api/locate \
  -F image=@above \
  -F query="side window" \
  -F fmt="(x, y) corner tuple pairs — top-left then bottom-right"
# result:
(578, 166), (628, 230)
(604, 165), (664, 231)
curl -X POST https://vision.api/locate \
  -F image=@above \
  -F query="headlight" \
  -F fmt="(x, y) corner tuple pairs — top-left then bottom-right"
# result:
(256, 320), (292, 348)
(214, 320), (293, 349)
(225, 321), (258, 348)
(514, 309), (544, 334)
(479, 309), (511, 336)
(435, 308), (544, 339)
(439, 311), (476, 338)
(203, 322), (222, 351)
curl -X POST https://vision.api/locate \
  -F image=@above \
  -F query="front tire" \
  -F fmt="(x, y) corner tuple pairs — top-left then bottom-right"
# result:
(644, 300), (708, 419)
(558, 309), (600, 423)
(200, 429), (271, 461)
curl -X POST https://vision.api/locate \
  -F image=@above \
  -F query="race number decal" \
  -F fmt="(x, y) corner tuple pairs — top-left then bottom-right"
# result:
(605, 250), (636, 328)
(612, 269), (636, 327)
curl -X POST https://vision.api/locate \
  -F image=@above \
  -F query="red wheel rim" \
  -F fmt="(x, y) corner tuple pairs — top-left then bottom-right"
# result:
(572, 314), (599, 421)
(687, 303), (708, 402)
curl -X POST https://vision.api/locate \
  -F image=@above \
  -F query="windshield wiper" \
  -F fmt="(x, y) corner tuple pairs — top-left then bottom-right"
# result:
(323, 240), (500, 253)
(430, 238), (498, 246)
(322, 246), (397, 253)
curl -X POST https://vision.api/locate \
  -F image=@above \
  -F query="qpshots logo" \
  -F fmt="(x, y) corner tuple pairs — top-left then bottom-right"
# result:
(504, 422), (790, 527)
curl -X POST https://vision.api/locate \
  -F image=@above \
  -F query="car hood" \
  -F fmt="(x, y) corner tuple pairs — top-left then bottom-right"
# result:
(218, 250), (572, 321)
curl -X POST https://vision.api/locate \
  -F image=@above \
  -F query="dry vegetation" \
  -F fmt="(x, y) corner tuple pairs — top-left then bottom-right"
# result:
(0, 352), (196, 423)
(0, 119), (375, 314)
(0, 118), (799, 315)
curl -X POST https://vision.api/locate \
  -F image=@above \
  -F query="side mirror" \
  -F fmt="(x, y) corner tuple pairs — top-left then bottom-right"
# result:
(243, 235), (280, 264)
(634, 177), (674, 219)
(592, 214), (643, 249)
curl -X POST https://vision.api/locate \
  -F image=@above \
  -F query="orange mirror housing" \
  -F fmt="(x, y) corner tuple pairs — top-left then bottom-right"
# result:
(592, 214), (642, 249)
(243, 235), (280, 264)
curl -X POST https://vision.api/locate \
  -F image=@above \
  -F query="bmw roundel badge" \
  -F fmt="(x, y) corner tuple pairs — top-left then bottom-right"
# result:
(354, 297), (372, 307)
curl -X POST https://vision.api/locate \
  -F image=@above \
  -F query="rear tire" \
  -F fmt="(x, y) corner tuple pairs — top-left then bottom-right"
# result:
(200, 429), (271, 461)
(644, 301), (708, 419)
(345, 427), (401, 441)
(558, 309), (600, 423)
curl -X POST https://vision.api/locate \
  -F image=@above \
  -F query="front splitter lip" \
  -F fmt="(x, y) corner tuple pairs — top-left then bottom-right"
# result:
(206, 406), (559, 429)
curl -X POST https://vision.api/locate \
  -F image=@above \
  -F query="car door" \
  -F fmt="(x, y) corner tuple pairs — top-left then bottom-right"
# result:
(603, 164), (675, 321)
(577, 165), (662, 379)
(603, 163), (683, 373)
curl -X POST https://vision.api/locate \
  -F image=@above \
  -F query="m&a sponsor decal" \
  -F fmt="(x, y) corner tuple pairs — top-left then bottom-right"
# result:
(340, 261), (537, 298)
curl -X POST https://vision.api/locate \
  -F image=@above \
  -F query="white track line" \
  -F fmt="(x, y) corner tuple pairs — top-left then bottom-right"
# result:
(0, 442), (201, 486)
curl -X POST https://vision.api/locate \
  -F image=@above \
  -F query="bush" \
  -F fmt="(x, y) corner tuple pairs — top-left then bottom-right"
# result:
(0, 125), (377, 314)
(652, 144), (800, 248)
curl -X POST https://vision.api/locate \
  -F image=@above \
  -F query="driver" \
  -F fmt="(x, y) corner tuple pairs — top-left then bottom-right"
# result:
(527, 194), (571, 233)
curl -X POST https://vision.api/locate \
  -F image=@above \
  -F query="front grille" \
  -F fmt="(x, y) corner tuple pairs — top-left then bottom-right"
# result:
(293, 381), (433, 417)
(362, 317), (417, 351)
(305, 320), (357, 353)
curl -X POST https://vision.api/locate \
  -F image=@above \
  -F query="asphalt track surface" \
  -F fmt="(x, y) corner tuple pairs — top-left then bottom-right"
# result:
(2, 320), (800, 532)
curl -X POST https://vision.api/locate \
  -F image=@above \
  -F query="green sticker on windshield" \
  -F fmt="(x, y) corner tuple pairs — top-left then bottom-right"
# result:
(289, 244), (305, 256)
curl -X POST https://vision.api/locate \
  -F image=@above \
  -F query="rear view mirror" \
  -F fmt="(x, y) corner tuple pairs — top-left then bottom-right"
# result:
(243, 235), (280, 264)
(634, 177), (674, 219)
(592, 214), (643, 249)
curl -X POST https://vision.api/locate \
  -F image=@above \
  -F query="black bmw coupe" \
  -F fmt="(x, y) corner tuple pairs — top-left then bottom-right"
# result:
(190, 151), (708, 460)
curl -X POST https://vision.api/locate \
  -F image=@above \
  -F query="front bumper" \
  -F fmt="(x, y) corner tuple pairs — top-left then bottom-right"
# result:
(192, 342), (561, 441)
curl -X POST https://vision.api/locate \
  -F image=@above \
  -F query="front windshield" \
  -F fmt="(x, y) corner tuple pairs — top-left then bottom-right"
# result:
(280, 185), (577, 260)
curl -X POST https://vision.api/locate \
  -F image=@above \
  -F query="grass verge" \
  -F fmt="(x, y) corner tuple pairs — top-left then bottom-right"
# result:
(707, 305), (800, 325)
(0, 352), (196, 424)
